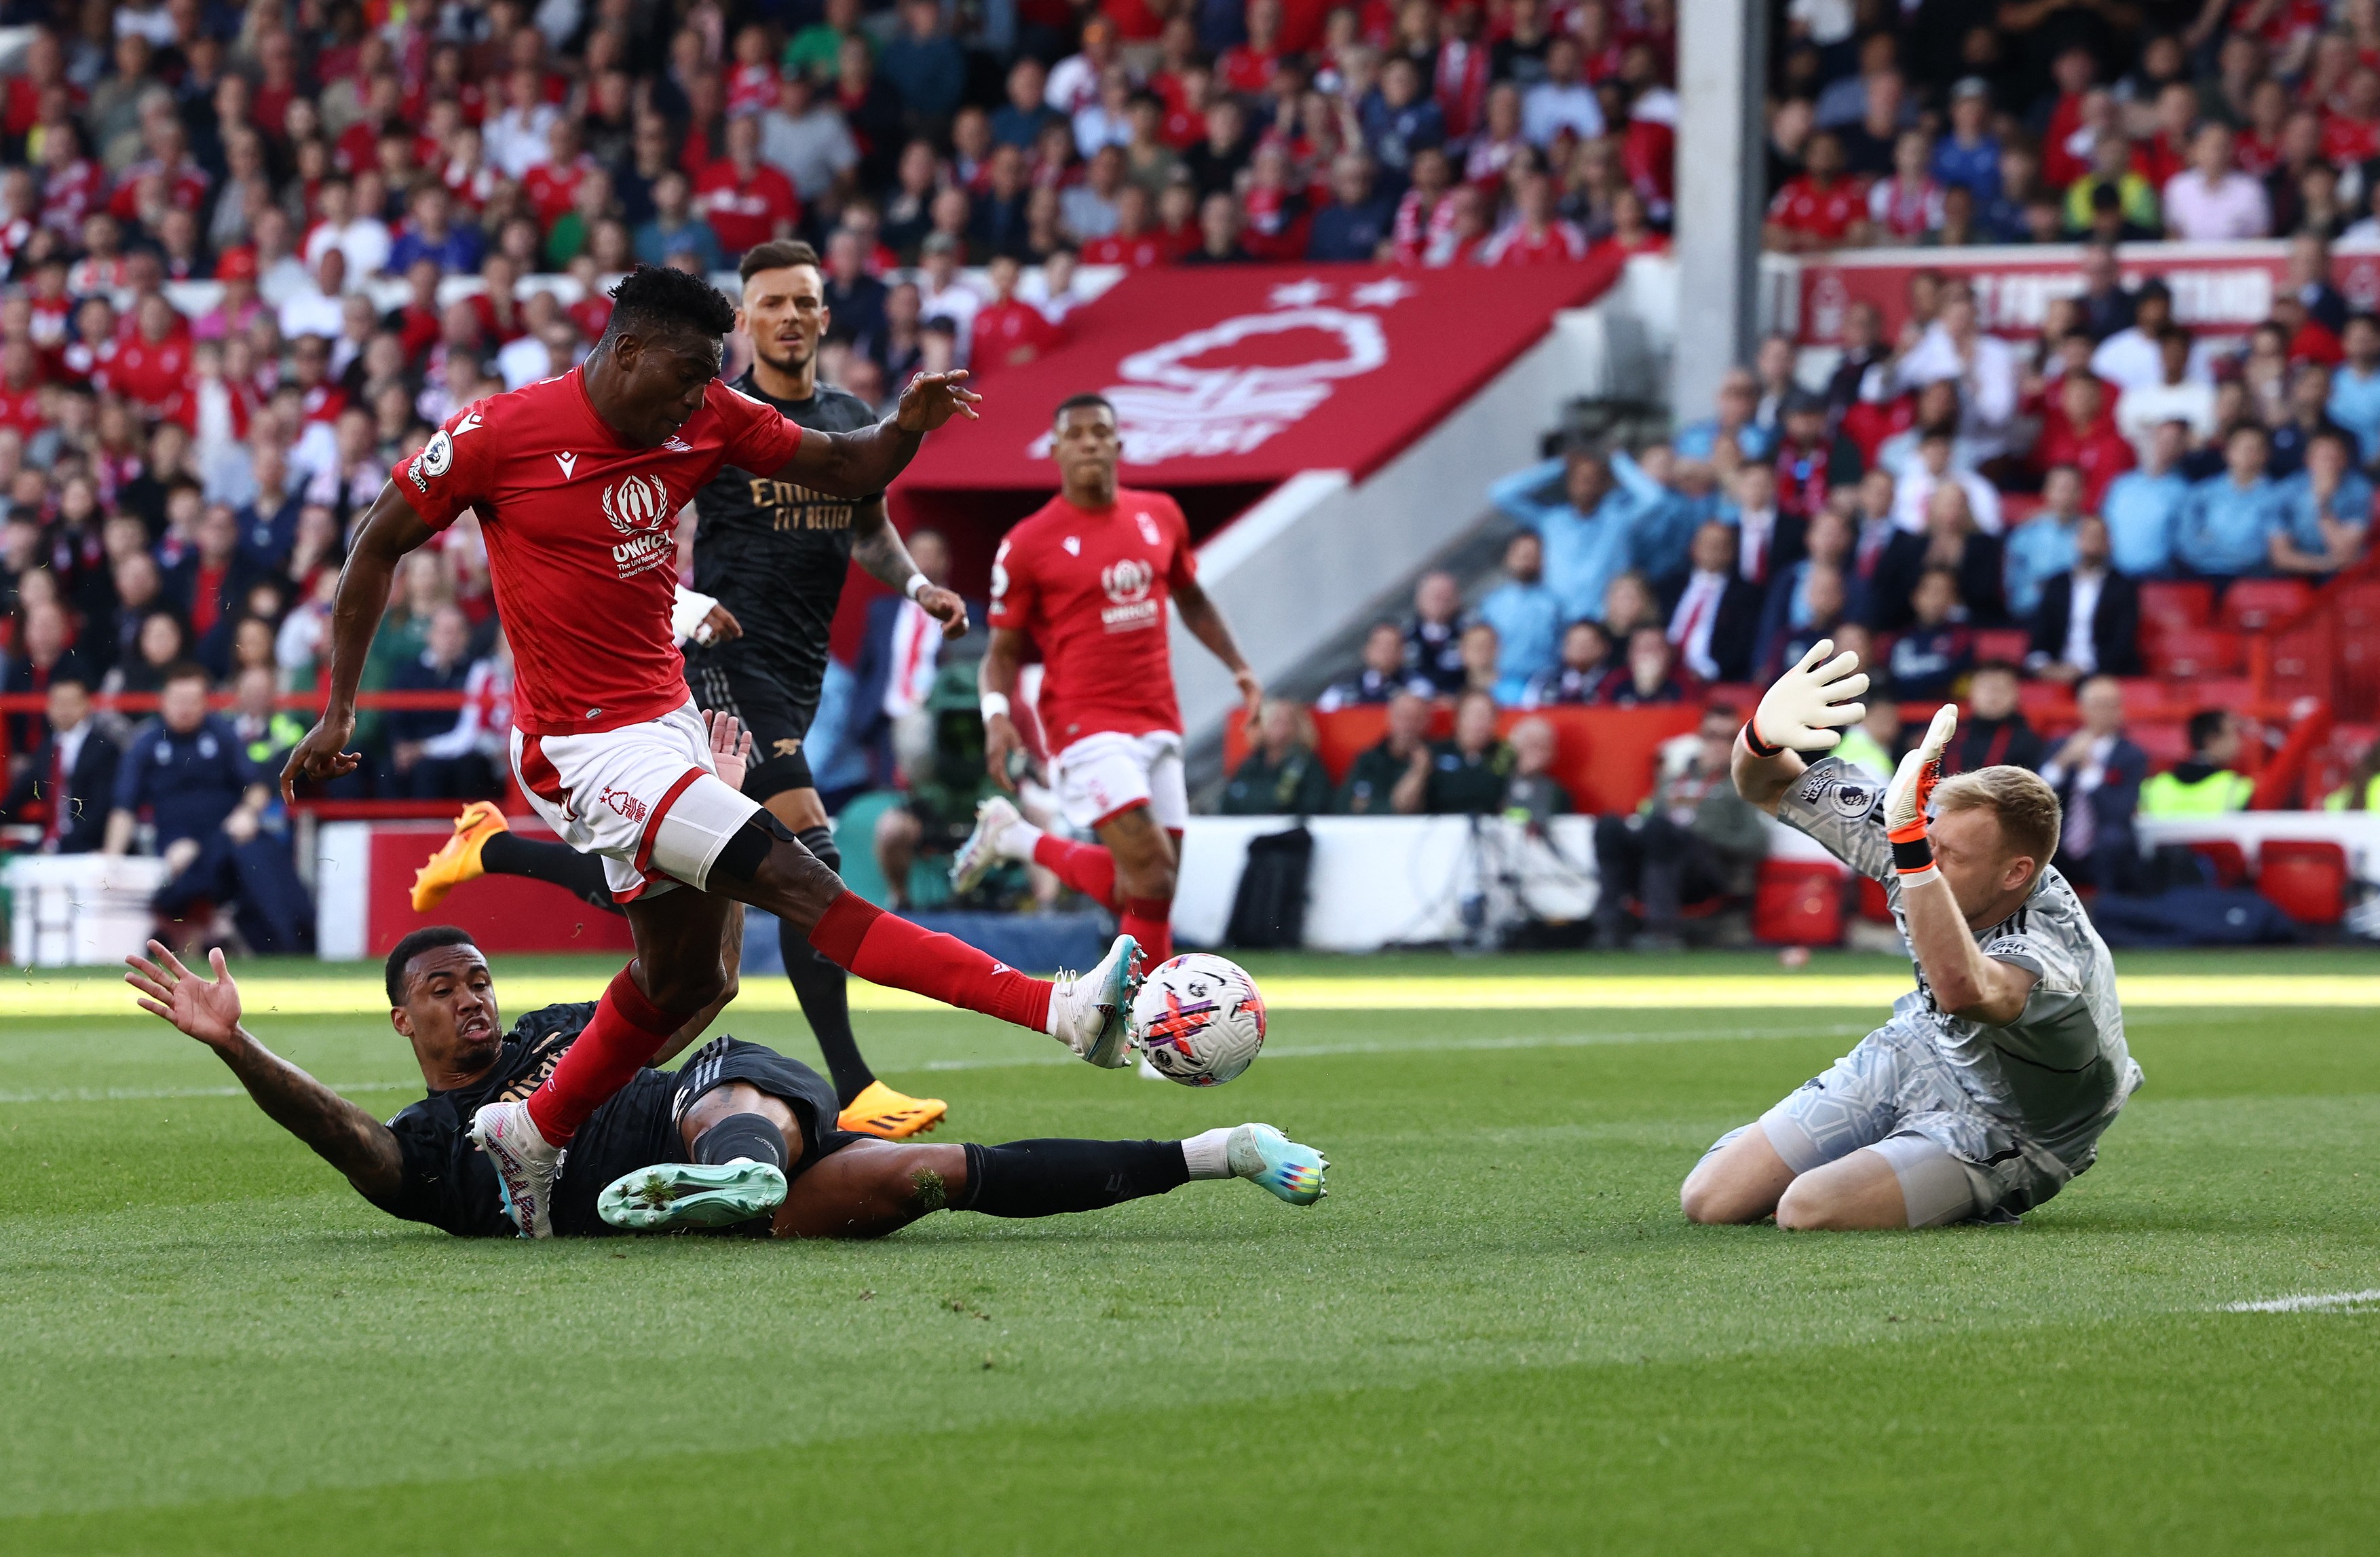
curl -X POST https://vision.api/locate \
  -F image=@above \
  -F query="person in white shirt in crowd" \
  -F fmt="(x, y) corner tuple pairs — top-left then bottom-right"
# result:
(2115, 326), (2221, 464)
(1872, 379), (1997, 482)
(1889, 424), (2004, 536)
(1522, 37), (1605, 147)
(250, 207), (313, 308)
(301, 176), (390, 281)
(483, 65), (561, 180)
(495, 290), (569, 389)
(914, 232), (981, 358)
(1045, 14), (1119, 119)
(276, 246), (347, 345)
(2161, 122), (2271, 241)
(1891, 288), (2018, 462)
(1070, 64), (1135, 157)
(2087, 276), (2175, 392)
(761, 71), (860, 206)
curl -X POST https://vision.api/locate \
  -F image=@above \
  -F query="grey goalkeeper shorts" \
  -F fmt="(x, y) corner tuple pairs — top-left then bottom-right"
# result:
(1754, 1016), (2074, 1224)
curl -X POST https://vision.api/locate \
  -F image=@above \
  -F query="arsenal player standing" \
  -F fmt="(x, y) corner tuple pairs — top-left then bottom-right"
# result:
(282, 268), (1144, 1237)
(951, 394), (1262, 970)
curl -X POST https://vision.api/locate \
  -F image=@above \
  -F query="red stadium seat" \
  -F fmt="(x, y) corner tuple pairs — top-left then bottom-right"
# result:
(2138, 582), (2215, 636)
(2147, 628), (2247, 680)
(2256, 840), (2349, 926)
(1753, 861), (1845, 947)
(2115, 678), (2176, 718)
(2220, 579), (2314, 634)
(1973, 628), (2030, 665)
(2131, 721), (2191, 767)
(2187, 840), (2250, 890)
(1857, 875), (1893, 922)
(2018, 682), (2077, 724)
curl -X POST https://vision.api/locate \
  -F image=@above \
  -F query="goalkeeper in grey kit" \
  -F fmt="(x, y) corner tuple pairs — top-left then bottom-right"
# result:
(1682, 643), (2142, 1230)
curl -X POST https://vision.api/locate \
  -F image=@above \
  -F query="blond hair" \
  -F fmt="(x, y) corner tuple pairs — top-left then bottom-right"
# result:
(1933, 765), (2062, 874)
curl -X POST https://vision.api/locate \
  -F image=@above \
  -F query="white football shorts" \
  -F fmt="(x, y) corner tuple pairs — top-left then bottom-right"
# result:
(1051, 728), (1188, 833)
(510, 699), (762, 902)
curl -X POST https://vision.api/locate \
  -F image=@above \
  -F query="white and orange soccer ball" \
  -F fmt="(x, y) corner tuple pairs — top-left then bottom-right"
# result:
(1131, 953), (1267, 1087)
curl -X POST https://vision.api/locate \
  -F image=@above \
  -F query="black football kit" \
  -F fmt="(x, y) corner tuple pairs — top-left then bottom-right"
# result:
(681, 371), (882, 802)
(366, 1002), (856, 1237)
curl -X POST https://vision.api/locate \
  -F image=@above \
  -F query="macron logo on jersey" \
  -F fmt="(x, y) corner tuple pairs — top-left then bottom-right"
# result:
(554, 451), (578, 479)
(1062, 536), (1080, 555)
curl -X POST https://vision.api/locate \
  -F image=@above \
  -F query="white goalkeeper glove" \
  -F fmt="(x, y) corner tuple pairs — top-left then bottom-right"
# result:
(1744, 639), (1869, 757)
(1883, 703), (1960, 885)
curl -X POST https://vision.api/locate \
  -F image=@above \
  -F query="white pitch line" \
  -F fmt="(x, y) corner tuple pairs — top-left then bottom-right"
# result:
(2221, 1290), (2380, 1313)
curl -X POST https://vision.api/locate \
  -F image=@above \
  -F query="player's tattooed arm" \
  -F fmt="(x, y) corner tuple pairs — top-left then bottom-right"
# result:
(281, 483), (438, 803)
(775, 371), (981, 498)
(850, 500), (968, 639)
(124, 943), (405, 1201)
(1171, 575), (1263, 721)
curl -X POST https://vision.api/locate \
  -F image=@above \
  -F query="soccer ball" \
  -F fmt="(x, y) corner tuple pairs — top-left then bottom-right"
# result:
(1131, 953), (1267, 1087)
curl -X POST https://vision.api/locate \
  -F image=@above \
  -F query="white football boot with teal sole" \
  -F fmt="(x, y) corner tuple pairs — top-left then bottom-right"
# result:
(598, 1159), (789, 1232)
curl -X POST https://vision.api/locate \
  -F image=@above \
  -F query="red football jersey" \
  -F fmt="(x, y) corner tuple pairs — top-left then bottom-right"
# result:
(392, 369), (806, 737)
(989, 487), (1196, 747)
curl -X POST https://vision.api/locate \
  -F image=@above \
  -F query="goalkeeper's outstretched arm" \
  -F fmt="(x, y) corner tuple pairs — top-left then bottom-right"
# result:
(1732, 640), (1869, 814)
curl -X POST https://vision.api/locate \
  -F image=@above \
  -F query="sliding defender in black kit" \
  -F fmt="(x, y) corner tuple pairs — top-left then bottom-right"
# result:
(407, 242), (969, 1140)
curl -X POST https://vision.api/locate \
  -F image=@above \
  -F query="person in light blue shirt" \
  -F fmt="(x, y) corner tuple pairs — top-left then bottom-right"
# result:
(1487, 446), (1688, 626)
(2176, 424), (2283, 578)
(2269, 428), (2375, 575)
(2100, 418), (2191, 576)
(1475, 531), (1563, 704)
(1671, 368), (1775, 464)
(2324, 313), (2380, 465)
(2004, 463), (2086, 622)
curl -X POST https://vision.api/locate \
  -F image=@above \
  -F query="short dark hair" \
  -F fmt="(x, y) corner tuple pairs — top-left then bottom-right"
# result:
(160, 660), (209, 689)
(2187, 708), (2230, 750)
(738, 240), (820, 283)
(1053, 392), (1115, 426)
(384, 925), (479, 1006)
(1972, 660), (2020, 680)
(605, 263), (736, 343)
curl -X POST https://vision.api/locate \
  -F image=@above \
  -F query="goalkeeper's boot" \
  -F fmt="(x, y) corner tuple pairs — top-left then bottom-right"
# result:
(1228, 1123), (1329, 1206)
(1046, 934), (1142, 1068)
(411, 802), (508, 912)
(836, 1081), (949, 1139)
(467, 1098), (561, 1239)
(949, 795), (1023, 893)
(598, 1159), (788, 1232)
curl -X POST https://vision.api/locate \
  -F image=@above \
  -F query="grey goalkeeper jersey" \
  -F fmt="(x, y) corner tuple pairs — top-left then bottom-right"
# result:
(1778, 757), (2143, 1171)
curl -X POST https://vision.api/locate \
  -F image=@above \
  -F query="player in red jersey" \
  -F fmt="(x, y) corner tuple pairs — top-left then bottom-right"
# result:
(949, 393), (1261, 971)
(282, 268), (1146, 1237)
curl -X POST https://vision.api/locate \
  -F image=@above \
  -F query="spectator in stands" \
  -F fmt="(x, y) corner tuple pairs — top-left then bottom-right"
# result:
(1771, 390), (1863, 525)
(1318, 621), (1434, 711)
(1663, 520), (1764, 685)
(1931, 78), (2002, 200)
(2027, 514), (2142, 683)
(384, 604), (481, 799)
(105, 662), (312, 954)
(1888, 417), (2004, 536)
(1764, 130), (1868, 252)
(631, 171), (725, 272)
(1723, 461), (1802, 590)
(2117, 327), (2223, 470)
(2005, 464), (2088, 622)
(2101, 419), (2191, 578)
(1675, 369), (1772, 462)
(1404, 570), (1469, 696)
(2089, 278), (2174, 392)
(1874, 483), (2005, 631)
(1306, 154), (1395, 263)
(1893, 288), (2020, 464)
(1337, 689), (1433, 814)
(2163, 124), (2271, 241)
(2267, 364), (2347, 481)
(1393, 689), (1514, 816)
(2326, 313), (2380, 466)
(1220, 698), (1334, 817)
(2178, 424), (2283, 579)
(2139, 710), (2255, 817)
(1604, 624), (1691, 707)
(2034, 373), (2135, 509)
(1498, 717), (1573, 824)
(1887, 567), (1974, 701)
(1832, 675), (1902, 783)
(1524, 619), (1617, 707)
(0, 674), (117, 853)
(1477, 531), (1561, 703)
(2323, 738), (2380, 810)
(1488, 445), (1684, 627)
(1456, 621), (1504, 702)
(1590, 704), (1766, 950)
(2, 600), (93, 754)
(2271, 428), (2374, 576)
(1764, 561), (1852, 685)
(2039, 674), (2149, 896)
(1948, 662), (2045, 774)
(872, 664), (1003, 911)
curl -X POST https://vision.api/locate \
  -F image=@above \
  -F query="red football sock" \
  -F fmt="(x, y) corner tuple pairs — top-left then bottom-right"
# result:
(525, 965), (679, 1145)
(1031, 833), (1118, 907)
(1121, 897), (1173, 965)
(809, 891), (1052, 1032)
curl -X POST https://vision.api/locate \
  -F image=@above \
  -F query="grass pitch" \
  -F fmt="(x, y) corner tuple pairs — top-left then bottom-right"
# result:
(2, 948), (2376, 1554)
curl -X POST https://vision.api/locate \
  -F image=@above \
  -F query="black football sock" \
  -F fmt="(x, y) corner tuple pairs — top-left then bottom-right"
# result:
(692, 1112), (788, 1172)
(785, 825), (875, 1106)
(478, 832), (622, 915)
(956, 1139), (1190, 1218)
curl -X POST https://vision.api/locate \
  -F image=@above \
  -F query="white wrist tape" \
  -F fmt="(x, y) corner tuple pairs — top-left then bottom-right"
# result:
(670, 585), (719, 644)
(903, 573), (930, 601)
(980, 692), (1011, 721)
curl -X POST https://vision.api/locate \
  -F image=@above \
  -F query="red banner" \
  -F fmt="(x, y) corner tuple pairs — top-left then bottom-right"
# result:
(903, 258), (1625, 491)
(1792, 240), (2380, 346)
